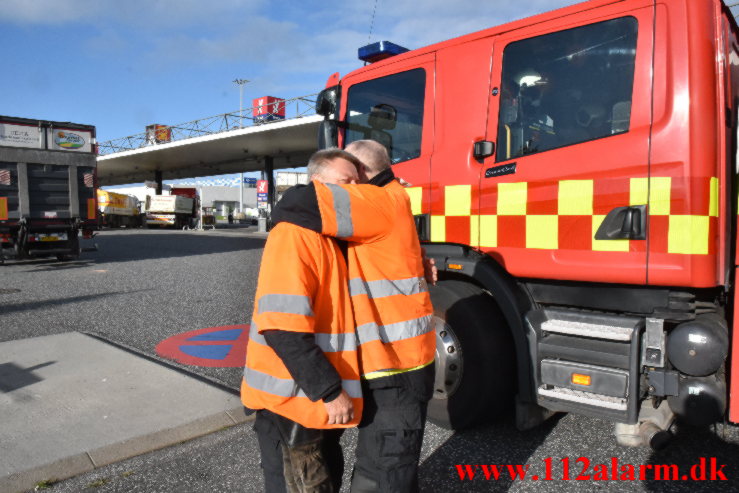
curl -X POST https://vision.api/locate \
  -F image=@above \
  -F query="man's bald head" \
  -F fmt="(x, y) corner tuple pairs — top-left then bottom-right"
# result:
(345, 140), (390, 181)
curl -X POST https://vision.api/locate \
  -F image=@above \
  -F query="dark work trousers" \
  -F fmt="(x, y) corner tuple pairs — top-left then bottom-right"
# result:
(254, 410), (345, 492)
(350, 364), (435, 493)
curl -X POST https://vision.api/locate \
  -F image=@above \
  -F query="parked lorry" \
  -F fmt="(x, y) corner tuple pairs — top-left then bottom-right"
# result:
(0, 116), (97, 262)
(144, 186), (198, 229)
(97, 189), (141, 228)
(315, 0), (739, 447)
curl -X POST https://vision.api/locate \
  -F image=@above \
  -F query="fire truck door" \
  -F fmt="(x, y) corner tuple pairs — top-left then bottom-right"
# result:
(340, 54), (435, 208)
(481, 4), (654, 285)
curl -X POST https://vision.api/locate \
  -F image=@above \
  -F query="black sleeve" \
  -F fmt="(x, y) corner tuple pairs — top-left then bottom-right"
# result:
(262, 329), (343, 403)
(271, 183), (322, 233)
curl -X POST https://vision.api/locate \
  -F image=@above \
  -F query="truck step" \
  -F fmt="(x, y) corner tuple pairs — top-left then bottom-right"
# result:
(526, 308), (642, 422)
(532, 308), (642, 341)
(541, 318), (634, 341)
(537, 385), (627, 411)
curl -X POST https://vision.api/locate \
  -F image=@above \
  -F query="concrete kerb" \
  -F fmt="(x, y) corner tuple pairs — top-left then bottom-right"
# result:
(0, 332), (254, 493)
(1, 408), (252, 493)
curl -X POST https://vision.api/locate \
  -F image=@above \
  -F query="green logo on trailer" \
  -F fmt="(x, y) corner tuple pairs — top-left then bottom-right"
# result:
(55, 131), (84, 149)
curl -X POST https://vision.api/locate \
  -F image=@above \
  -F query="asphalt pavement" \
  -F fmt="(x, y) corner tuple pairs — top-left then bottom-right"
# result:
(1, 227), (738, 493)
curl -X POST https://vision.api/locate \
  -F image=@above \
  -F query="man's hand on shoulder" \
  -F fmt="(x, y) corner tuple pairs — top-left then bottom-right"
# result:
(324, 390), (354, 425)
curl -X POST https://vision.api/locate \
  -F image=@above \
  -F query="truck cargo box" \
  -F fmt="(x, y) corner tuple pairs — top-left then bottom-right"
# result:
(97, 190), (138, 217)
(0, 115), (97, 262)
(147, 195), (194, 214)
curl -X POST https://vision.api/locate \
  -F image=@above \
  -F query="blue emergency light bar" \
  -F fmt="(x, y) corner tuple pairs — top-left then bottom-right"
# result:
(358, 41), (409, 63)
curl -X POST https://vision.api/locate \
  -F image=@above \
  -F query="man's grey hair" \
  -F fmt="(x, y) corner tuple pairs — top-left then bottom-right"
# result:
(345, 140), (391, 173)
(307, 148), (363, 179)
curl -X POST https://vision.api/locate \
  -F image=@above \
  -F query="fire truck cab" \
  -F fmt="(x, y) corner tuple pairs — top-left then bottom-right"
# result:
(316, 0), (739, 447)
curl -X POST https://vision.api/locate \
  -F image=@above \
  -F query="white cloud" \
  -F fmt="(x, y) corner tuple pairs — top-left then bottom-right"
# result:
(0, 0), (265, 27)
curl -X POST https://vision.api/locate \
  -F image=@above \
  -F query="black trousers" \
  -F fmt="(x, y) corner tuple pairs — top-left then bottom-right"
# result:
(350, 364), (435, 493)
(254, 410), (344, 492)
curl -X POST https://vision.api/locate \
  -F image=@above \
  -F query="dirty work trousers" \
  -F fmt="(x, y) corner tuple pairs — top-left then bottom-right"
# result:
(254, 409), (344, 493)
(350, 364), (435, 493)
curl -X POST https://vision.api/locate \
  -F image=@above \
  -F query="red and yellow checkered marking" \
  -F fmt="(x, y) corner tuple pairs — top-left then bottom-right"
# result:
(406, 176), (718, 255)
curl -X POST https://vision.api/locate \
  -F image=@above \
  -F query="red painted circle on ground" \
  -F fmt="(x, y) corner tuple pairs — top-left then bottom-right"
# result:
(155, 324), (249, 367)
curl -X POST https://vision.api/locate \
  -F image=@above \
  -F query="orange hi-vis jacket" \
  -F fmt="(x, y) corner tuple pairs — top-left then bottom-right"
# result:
(240, 222), (363, 428)
(314, 177), (435, 377)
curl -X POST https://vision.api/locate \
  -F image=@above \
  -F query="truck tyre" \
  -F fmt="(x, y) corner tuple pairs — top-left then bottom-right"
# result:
(427, 279), (516, 430)
(57, 234), (80, 262)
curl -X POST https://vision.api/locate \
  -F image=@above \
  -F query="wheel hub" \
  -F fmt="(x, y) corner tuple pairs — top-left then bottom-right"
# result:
(433, 316), (463, 400)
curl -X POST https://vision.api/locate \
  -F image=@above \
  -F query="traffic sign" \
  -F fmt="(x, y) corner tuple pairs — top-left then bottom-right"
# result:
(155, 325), (250, 367)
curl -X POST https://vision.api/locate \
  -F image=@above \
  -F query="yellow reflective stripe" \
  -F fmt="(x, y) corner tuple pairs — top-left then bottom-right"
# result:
(363, 359), (434, 380)
(479, 215), (497, 247)
(630, 178), (648, 206)
(592, 215), (629, 252)
(526, 215), (558, 249)
(650, 177), (671, 215)
(629, 177), (670, 215)
(470, 214), (479, 247)
(405, 187), (423, 215)
(498, 182), (527, 215)
(668, 215), (709, 255)
(558, 180), (593, 215)
(445, 185), (471, 216)
(430, 215), (445, 242)
(710, 177), (719, 217)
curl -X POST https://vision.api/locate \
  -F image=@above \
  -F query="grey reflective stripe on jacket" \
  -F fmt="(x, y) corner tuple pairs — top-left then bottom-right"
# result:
(243, 367), (362, 399)
(257, 294), (314, 317)
(325, 183), (353, 238)
(249, 322), (358, 353)
(356, 314), (434, 345)
(348, 276), (428, 299)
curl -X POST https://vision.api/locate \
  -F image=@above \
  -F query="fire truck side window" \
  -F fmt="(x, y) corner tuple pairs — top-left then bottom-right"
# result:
(496, 17), (638, 162)
(345, 68), (425, 164)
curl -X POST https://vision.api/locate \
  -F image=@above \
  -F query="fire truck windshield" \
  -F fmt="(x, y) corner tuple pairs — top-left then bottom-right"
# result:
(345, 68), (426, 164)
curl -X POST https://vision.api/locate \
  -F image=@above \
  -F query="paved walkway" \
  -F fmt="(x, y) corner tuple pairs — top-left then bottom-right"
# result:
(0, 332), (250, 493)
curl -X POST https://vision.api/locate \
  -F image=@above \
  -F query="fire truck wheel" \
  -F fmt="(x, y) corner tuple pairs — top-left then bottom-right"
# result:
(427, 279), (516, 430)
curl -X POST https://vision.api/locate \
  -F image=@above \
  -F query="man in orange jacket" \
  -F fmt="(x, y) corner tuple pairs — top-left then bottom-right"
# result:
(274, 141), (435, 493)
(242, 149), (366, 492)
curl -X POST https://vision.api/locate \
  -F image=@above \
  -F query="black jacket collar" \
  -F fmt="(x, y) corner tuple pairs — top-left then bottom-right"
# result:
(368, 167), (395, 187)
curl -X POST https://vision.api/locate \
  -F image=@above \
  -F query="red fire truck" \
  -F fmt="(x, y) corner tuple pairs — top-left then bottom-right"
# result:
(316, 0), (739, 447)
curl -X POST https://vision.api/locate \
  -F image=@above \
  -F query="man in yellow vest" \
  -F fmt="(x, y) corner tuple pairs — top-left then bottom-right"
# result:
(241, 149), (366, 492)
(274, 140), (435, 493)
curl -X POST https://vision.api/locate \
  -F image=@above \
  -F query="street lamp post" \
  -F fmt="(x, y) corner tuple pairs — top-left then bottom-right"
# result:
(233, 78), (250, 128)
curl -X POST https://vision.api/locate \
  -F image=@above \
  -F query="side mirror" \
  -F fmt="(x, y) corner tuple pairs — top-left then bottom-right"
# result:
(318, 120), (338, 149)
(368, 104), (397, 130)
(316, 86), (340, 118)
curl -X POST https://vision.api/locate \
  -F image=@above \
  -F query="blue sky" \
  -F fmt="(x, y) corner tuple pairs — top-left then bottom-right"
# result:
(1, 0), (579, 184)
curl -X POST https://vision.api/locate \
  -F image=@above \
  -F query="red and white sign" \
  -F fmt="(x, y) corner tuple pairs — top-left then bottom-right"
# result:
(256, 180), (268, 194)
(156, 325), (250, 368)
